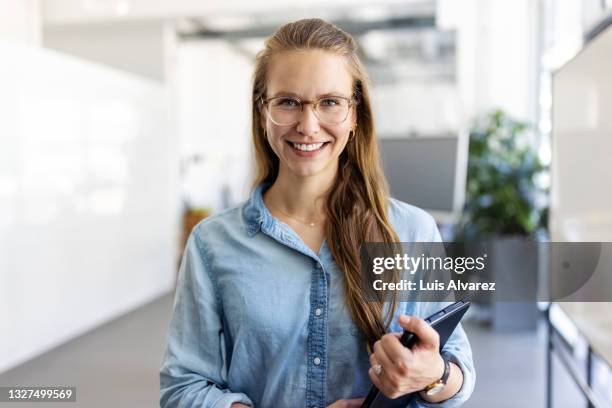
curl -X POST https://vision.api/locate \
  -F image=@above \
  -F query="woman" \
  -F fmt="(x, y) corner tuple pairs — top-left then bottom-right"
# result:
(160, 18), (475, 408)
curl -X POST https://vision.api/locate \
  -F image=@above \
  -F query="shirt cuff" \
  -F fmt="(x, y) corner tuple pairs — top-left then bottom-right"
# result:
(212, 392), (254, 408)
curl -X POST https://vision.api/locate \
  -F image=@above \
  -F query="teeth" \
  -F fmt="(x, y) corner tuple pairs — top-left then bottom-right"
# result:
(292, 142), (324, 152)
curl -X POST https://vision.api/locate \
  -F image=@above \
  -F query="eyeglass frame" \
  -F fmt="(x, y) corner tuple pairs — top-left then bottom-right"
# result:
(260, 94), (359, 126)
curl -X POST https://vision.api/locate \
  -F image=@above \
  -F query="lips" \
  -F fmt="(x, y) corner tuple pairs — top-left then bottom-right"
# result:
(286, 140), (330, 156)
(291, 142), (325, 151)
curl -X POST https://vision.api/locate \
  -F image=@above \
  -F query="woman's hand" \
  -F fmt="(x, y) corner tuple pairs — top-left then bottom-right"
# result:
(230, 398), (364, 408)
(326, 397), (365, 407)
(368, 315), (445, 399)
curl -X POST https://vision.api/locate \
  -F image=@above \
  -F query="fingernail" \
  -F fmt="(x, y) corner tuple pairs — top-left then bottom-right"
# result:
(399, 315), (410, 323)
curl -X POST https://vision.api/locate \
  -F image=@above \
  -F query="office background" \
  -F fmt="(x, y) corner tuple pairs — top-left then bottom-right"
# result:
(1, 1), (611, 407)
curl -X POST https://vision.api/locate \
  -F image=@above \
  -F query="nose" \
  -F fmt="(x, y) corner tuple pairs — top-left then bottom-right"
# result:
(295, 104), (320, 136)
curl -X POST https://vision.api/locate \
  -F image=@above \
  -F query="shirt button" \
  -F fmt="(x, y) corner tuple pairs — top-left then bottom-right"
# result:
(313, 357), (321, 366)
(315, 308), (322, 317)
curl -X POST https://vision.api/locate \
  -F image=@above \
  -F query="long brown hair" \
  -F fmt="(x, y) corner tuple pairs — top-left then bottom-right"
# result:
(251, 18), (399, 347)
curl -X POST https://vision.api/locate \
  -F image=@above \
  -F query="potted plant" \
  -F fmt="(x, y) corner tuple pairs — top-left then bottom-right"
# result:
(455, 109), (548, 330)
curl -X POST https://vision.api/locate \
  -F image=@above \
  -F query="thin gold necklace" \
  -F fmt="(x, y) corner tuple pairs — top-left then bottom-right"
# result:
(268, 203), (325, 227)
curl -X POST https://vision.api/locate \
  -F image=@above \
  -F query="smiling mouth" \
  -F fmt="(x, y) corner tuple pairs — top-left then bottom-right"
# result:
(287, 141), (330, 152)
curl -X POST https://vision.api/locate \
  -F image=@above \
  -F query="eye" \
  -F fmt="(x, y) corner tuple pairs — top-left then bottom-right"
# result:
(273, 97), (300, 107)
(320, 98), (341, 106)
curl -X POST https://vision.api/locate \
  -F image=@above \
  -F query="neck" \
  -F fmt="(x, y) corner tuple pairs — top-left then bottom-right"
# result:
(264, 166), (336, 220)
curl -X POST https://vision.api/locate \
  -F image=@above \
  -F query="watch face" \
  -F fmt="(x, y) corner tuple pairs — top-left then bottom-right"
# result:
(426, 382), (445, 396)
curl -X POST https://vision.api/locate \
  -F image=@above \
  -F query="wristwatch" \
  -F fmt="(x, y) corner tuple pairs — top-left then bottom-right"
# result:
(423, 355), (451, 396)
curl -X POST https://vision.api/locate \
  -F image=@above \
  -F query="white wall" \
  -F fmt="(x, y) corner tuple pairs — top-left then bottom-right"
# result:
(41, 0), (432, 24)
(0, 42), (179, 373)
(439, 0), (539, 124)
(551, 27), (612, 241)
(43, 20), (168, 82)
(374, 81), (460, 136)
(177, 40), (255, 211)
(0, 0), (41, 45)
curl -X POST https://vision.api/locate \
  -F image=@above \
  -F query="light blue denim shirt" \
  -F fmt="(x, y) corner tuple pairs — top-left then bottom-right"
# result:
(160, 184), (475, 408)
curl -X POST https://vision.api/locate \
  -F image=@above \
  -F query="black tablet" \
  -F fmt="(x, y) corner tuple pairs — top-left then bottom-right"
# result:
(361, 300), (471, 408)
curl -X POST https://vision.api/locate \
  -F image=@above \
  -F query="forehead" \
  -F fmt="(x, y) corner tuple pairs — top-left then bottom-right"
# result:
(266, 49), (353, 98)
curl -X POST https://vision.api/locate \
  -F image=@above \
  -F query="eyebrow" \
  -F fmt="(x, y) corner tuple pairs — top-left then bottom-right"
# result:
(270, 91), (350, 99)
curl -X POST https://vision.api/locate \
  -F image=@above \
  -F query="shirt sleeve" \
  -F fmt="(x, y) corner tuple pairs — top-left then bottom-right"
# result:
(160, 229), (254, 408)
(414, 215), (476, 407)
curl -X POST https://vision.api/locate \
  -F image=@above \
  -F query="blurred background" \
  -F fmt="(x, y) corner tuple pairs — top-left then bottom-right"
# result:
(1, 0), (611, 407)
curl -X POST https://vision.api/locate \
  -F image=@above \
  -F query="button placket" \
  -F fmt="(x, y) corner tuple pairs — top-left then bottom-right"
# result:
(306, 259), (328, 407)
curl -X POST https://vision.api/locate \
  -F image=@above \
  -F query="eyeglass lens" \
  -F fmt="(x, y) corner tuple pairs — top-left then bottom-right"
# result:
(267, 97), (350, 125)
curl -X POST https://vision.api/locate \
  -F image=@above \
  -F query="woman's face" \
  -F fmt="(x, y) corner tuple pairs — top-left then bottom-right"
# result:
(263, 49), (356, 180)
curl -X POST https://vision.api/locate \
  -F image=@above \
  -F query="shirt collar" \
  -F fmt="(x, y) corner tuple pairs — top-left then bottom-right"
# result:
(242, 182), (326, 260)
(243, 182), (274, 236)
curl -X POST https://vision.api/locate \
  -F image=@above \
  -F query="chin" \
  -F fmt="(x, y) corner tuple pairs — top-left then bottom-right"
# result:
(288, 164), (327, 178)
(278, 145), (341, 180)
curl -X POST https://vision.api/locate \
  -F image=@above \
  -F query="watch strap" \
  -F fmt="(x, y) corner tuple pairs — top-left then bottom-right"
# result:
(440, 355), (451, 384)
(422, 355), (451, 396)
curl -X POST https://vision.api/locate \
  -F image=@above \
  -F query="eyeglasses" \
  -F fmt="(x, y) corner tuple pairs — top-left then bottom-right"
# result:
(261, 95), (357, 126)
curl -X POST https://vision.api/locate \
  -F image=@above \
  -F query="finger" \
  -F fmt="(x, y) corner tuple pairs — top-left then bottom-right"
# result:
(379, 331), (414, 365)
(369, 351), (379, 368)
(368, 366), (389, 396)
(369, 366), (401, 399)
(397, 315), (439, 350)
(372, 337), (395, 371)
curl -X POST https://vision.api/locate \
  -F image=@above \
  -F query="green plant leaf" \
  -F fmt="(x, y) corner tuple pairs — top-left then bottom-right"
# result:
(456, 109), (549, 239)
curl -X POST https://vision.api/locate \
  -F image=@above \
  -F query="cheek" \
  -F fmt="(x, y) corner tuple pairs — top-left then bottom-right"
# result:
(265, 125), (288, 154)
(332, 110), (356, 146)
(261, 115), (282, 150)
(332, 125), (352, 145)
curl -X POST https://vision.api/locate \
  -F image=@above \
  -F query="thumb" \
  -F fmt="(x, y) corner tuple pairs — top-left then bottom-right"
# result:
(397, 315), (439, 350)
